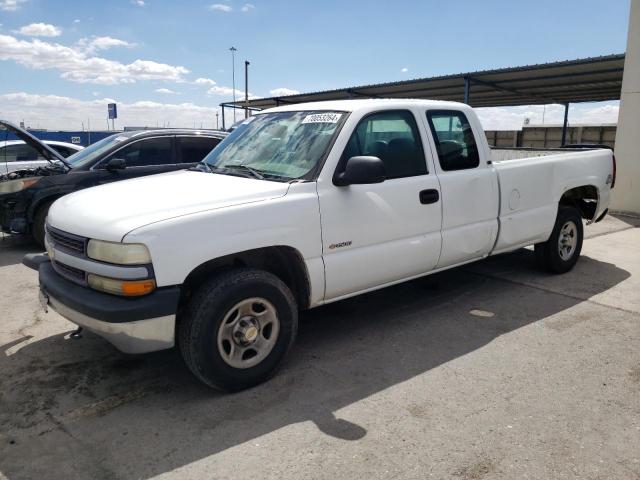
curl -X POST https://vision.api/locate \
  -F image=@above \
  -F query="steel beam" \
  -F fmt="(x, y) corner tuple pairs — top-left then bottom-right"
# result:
(561, 103), (570, 145)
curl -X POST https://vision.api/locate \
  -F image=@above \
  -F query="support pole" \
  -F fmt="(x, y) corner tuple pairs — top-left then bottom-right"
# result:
(561, 103), (569, 146)
(463, 76), (471, 104)
(245, 61), (250, 119)
(221, 104), (226, 130)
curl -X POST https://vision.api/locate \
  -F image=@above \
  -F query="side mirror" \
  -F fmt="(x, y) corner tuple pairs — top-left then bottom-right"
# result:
(105, 158), (126, 171)
(334, 156), (386, 186)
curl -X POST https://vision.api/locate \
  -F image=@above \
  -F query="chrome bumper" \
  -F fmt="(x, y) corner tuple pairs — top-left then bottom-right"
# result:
(48, 294), (175, 354)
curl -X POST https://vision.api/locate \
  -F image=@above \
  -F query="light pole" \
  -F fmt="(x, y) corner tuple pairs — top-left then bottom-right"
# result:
(230, 46), (237, 123)
(245, 60), (250, 119)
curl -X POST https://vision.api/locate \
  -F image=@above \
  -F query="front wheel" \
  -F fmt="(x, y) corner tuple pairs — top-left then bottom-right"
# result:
(178, 268), (298, 391)
(534, 205), (583, 274)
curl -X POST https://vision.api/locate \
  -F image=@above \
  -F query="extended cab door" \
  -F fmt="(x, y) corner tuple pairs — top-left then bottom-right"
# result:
(318, 109), (442, 300)
(424, 109), (499, 267)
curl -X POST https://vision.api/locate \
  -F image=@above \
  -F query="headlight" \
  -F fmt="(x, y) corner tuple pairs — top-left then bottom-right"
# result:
(87, 239), (152, 265)
(87, 274), (156, 296)
(0, 177), (40, 194)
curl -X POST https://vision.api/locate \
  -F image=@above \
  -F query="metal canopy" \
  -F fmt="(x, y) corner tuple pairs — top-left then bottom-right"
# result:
(224, 53), (624, 111)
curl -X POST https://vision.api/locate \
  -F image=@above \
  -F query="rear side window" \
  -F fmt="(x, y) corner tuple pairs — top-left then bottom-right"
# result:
(50, 146), (76, 158)
(1, 144), (43, 162)
(341, 110), (427, 179)
(426, 110), (480, 171)
(111, 137), (174, 167)
(177, 136), (221, 163)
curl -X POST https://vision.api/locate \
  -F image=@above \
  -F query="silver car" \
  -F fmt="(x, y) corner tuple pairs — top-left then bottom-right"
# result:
(0, 139), (84, 174)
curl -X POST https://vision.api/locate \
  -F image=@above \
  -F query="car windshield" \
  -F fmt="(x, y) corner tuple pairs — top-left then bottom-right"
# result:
(201, 111), (346, 180)
(65, 133), (131, 169)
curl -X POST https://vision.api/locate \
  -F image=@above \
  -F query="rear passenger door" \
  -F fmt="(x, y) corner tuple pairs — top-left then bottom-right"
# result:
(176, 135), (222, 166)
(319, 109), (442, 300)
(96, 136), (183, 185)
(425, 109), (499, 267)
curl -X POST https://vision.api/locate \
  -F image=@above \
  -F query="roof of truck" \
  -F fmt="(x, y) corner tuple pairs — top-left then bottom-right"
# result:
(262, 98), (471, 114)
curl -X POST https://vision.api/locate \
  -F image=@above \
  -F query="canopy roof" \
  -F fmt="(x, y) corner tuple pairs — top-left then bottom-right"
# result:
(227, 53), (624, 110)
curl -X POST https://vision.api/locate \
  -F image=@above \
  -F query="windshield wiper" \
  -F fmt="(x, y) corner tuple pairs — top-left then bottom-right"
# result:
(224, 164), (265, 180)
(191, 161), (213, 173)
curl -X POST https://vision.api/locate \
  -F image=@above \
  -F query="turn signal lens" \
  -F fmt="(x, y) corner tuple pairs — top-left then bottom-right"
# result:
(87, 274), (156, 296)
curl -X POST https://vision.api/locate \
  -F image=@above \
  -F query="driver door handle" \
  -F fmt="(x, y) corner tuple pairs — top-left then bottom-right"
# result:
(419, 189), (439, 205)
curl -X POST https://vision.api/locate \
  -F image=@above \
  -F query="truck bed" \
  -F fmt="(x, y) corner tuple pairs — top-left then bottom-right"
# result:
(490, 147), (613, 254)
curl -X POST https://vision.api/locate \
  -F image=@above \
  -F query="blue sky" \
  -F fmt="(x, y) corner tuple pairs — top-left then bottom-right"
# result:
(0, 0), (631, 130)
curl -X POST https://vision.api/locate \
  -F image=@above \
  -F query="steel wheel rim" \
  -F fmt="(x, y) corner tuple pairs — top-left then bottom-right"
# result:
(217, 297), (280, 369)
(557, 220), (578, 261)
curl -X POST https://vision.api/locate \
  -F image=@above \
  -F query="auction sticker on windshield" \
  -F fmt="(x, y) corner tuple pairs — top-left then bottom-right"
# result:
(302, 113), (342, 124)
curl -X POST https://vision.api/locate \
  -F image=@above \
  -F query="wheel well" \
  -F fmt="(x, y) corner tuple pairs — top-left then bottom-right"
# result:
(559, 185), (598, 221)
(179, 246), (311, 311)
(28, 195), (59, 222)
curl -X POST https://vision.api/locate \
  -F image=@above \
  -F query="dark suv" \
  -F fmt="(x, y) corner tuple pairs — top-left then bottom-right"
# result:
(0, 121), (226, 245)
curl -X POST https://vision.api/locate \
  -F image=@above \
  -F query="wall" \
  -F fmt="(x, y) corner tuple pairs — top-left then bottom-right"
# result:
(611, 0), (640, 215)
(2, 130), (115, 147)
(485, 125), (617, 149)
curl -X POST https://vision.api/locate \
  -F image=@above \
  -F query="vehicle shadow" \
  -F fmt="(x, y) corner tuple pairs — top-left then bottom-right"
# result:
(0, 234), (40, 268)
(0, 250), (630, 479)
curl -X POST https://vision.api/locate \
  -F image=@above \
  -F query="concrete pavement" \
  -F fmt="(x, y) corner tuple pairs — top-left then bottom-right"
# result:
(0, 215), (638, 480)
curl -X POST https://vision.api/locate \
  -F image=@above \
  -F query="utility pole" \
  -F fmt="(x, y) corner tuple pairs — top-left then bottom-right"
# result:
(216, 112), (219, 130)
(244, 60), (250, 119)
(230, 46), (237, 123)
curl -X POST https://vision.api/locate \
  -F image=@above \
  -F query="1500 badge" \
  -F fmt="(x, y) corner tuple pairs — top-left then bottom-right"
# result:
(328, 241), (352, 250)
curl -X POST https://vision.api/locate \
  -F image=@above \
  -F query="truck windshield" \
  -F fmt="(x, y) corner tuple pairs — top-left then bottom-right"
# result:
(202, 111), (345, 180)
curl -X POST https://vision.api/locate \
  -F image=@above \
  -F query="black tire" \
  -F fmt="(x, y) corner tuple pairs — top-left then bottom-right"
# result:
(32, 200), (54, 247)
(178, 268), (298, 392)
(534, 205), (583, 274)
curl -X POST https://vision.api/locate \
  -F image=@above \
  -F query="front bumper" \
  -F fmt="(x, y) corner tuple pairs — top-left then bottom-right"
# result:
(28, 257), (181, 354)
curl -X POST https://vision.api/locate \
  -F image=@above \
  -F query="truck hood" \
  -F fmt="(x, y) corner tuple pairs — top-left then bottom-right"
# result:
(47, 170), (291, 241)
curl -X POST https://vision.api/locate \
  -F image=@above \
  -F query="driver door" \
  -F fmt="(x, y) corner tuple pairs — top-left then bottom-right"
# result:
(317, 109), (442, 300)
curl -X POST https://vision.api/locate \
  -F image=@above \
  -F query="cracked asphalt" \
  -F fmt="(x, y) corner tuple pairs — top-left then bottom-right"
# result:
(1, 215), (639, 480)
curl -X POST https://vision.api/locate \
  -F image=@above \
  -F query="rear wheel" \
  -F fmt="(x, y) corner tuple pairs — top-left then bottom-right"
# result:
(535, 205), (583, 273)
(32, 200), (54, 247)
(178, 268), (298, 391)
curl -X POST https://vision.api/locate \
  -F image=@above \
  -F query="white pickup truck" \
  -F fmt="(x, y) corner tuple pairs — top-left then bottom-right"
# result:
(25, 99), (615, 391)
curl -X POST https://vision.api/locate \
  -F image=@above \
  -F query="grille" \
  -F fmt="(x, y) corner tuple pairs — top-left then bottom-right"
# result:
(52, 260), (86, 285)
(47, 226), (86, 256)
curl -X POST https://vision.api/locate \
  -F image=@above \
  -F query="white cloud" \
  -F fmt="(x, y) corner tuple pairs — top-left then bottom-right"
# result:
(0, 91), (229, 130)
(401, 67), (408, 73)
(0, 0), (26, 11)
(241, 3), (255, 12)
(77, 36), (135, 54)
(475, 102), (620, 130)
(0, 33), (189, 84)
(209, 3), (232, 12)
(269, 87), (300, 97)
(73, 19), (81, 24)
(15, 23), (62, 37)
(132, 0), (145, 5)
(194, 77), (216, 86)
(155, 88), (178, 94)
(207, 85), (244, 96)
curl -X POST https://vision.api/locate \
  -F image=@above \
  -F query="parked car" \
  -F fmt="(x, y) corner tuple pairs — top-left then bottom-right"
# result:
(24, 99), (615, 391)
(1, 139), (84, 174)
(0, 119), (226, 244)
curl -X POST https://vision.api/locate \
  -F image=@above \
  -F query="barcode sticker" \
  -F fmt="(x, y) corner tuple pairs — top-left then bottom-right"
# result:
(302, 113), (342, 124)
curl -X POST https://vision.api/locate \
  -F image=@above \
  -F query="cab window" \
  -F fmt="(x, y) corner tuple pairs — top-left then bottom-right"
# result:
(110, 137), (174, 167)
(341, 110), (427, 179)
(177, 136), (221, 163)
(426, 110), (480, 171)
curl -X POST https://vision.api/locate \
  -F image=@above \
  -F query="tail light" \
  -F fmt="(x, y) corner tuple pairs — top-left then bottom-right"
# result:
(611, 154), (616, 189)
